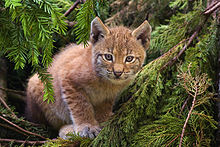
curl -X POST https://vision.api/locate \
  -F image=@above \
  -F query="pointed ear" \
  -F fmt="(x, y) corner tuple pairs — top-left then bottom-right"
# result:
(132, 20), (152, 49)
(90, 17), (110, 44)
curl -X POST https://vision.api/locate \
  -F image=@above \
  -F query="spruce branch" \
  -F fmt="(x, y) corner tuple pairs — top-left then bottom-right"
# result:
(0, 96), (40, 126)
(0, 123), (28, 136)
(0, 7), (5, 11)
(204, 1), (220, 15)
(161, 24), (203, 71)
(74, 0), (96, 45)
(37, 68), (55, 103)
(0, 139), (46, 145)
(166, 134), (181, 147)
(0, 87), (25, 96)
(64, 0), (84, 17)
(161, 2), (220, 71)
(0, 115), (47, 140)
(0, 96), (17, 118)
(159, 39), (188, 72)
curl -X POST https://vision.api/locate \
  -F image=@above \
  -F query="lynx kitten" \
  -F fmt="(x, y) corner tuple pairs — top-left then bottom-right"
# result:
(26, 17), (151, 139)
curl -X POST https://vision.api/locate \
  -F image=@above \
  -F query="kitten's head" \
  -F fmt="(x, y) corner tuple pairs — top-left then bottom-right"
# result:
(90, 17), (151, 84)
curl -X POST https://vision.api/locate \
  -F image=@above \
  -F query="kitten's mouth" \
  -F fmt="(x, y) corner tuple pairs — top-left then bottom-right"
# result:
(113, 77), (122, 80)
(105, 73), (131, 83)
(110, 76), (129, 82)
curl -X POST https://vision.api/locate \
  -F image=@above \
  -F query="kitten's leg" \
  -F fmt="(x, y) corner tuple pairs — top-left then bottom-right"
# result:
(60, 86), (101, 138)
(94, 99), (114, 123)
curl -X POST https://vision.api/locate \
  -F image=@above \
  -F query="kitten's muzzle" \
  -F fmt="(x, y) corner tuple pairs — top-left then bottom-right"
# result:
(113, 71), (123, 78)
(112, 64), (124, 78)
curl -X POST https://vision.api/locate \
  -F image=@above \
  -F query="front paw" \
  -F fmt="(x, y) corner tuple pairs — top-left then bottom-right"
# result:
(76, 124), (101, 138)
(59, 125), (74, 139)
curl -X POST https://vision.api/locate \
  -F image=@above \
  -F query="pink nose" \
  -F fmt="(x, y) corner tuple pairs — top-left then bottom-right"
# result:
(114, 71), (123, 78)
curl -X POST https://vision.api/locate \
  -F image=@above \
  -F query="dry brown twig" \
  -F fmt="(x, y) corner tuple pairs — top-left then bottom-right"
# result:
(177, 64), (211, 147)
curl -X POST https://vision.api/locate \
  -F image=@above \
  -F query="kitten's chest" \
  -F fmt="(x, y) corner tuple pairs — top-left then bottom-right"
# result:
(84, 82), (125, 106)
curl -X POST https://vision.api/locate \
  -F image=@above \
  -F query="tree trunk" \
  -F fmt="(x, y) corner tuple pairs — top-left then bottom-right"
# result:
(216, 8), (220, 144)
(0, 58), (7, 101)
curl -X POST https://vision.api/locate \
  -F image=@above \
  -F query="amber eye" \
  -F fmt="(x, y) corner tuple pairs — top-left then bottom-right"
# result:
(125, 56), (134, 62)
(104, 54), (113, 61)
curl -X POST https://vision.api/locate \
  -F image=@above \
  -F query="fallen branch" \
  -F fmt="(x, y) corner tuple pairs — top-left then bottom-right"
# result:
(0, 139), (46, 145)
(0, 115), (46, 140)
(0, 100), (40, 126)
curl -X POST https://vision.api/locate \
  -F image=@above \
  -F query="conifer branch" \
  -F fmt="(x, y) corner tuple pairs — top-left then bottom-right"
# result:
(0, 123), (28, 136)
(166, 134), (181, 147)
(179, 86), (198, 147)
(0, 115), (47, 140)
(179, 96), (190, 115)
(0, 139), (46, 145)
(161, 2), (220, 71)
(0, 7), (5, 11)
(0, 96), (17, 118)
(0, 87), (25, 96)
(178, 64), (211, 146)
(204, 1), (220, 15)
(161, 25), (202, 70)
(64, 0), (85, 17)
(64, 20), (77, 27)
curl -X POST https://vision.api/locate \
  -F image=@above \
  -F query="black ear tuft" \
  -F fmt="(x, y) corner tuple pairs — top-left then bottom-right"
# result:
(90, 17), (110, 44)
